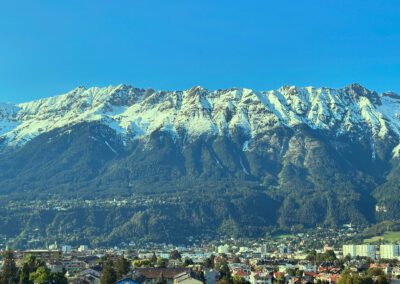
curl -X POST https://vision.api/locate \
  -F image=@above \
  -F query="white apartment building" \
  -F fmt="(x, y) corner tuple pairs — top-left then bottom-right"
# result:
(217, 244), (230, 254)
(380, 244), (400, 259)
(357, 245), (376, 259)
(342, 244), (376, 259)
(343, 244), (357, 258)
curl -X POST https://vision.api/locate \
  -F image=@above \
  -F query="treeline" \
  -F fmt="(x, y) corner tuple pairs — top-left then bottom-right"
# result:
(337, 268), (389, 284)
(99, 255), (131, 284)
(0, 250), (67, 284)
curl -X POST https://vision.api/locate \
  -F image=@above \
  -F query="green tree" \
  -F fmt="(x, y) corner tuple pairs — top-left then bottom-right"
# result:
(19, 263), (30, 284)
(323, 250), (337, 262)
(115, 256), (130, 278)
(29, 267), (51, 284)
(367, 268), (385, 277)
(170, 250), (181, 260)
(1, 250), (18, 284)
(183, 258), (194, 266)
(19, 255), (47, 284)
(49, 272), (68, 284)
(156, 258), (168, 268)
(204, 255), (215, 269)
(337, 269), (373, 284)
(232, 276), (247, 284)
(101, 260), (117, 284)
(217, 277), (232, 284)
(24, 255), (46, 272)
(218, 264), (231, 279)
(151, 253), (157, 265)
(375, 275), (389, 284)
(306, 250), (317, 263)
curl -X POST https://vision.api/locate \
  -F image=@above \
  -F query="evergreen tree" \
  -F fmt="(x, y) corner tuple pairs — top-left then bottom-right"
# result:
(204, 255), (215, 269)
(115, 256), (130, 278)
(19, 263), (30, 284)
(1, 250), (18, 284)
(49, 271), (68, 284)
(183, 258), (194, 266)
(169, 250), (181, 260)
(151, 253), (157, 265)
(156, 258), (168, 268)
(101, 260), (117, 284)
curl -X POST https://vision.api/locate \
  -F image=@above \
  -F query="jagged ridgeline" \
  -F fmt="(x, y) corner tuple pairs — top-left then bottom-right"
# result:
(1, 83), (400, 246)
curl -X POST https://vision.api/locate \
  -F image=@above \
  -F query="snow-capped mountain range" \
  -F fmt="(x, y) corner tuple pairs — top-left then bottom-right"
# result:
(2, 83), (400, 240)
(1, 83), (400, 156)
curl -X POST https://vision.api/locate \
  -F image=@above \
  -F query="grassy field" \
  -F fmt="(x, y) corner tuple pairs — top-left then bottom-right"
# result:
(364, 231), (400, 243)
(274, 233), (297, 239)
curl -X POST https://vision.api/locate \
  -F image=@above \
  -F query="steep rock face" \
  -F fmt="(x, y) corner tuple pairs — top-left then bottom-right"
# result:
(0, 83), (400, 245)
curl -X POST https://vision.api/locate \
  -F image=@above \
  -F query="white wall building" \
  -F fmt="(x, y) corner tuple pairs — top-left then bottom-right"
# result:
(217, 244), (229, 254)
(249, 272), (272, 284)
(78, 245), (89, 252)
(62, 245), (72, 254)
(380, 244), (400, 259)
(356, 245), (376, 259)
(343, 244), (356, 258)
(342, 244), (376, 259)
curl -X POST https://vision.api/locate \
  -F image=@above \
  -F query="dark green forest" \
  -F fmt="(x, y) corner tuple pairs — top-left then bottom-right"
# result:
(0, 122), (399, 246)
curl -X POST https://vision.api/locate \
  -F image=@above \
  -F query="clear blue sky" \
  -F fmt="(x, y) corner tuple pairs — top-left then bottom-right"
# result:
(1, 0), (399, 102)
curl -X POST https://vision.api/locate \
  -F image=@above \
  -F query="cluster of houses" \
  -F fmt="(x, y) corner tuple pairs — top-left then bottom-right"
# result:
(3, 236), (400, 284)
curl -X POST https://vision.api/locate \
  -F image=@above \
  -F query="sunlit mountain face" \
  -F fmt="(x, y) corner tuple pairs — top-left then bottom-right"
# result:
(1, 83), (400, 246)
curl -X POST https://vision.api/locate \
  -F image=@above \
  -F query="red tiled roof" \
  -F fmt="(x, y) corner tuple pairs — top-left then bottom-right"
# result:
(233, 270), (248, 276)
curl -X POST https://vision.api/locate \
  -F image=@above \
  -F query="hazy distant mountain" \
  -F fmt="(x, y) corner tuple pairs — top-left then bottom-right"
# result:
(1, 83), (400, 246)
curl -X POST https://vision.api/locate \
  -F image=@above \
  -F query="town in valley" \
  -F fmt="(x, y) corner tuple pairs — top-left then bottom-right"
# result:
(1, 224), (400, 284)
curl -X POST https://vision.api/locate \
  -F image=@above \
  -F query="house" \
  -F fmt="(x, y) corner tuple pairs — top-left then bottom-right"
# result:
(79, 269), (101, 279)
(133, 268), (190, 284)
(173, 271), (203, 284)
(249, 272), (272, 284)
(82, 255), (100, 268)
(62, 259), (86, 274)
(232, 270), (250, 282)
(70, 269), (101, 284)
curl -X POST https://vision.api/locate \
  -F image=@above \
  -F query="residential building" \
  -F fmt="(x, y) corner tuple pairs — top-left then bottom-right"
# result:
(249, 272), (272, 284)
(380, 244), (400, 259)
(217, 245), (229, 254)
(356, 245), (376, 259)
(343, 245), (356, 258)
(342, 245), (376, 259)
(173, 272), (203, 284)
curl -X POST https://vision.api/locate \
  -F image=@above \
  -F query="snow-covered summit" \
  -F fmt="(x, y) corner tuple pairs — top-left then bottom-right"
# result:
(0, 84), (399, 149)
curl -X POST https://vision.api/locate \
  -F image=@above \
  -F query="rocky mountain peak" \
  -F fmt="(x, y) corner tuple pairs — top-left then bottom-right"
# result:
(0, 84), (399, 148)
(345, 83), (381, 105)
